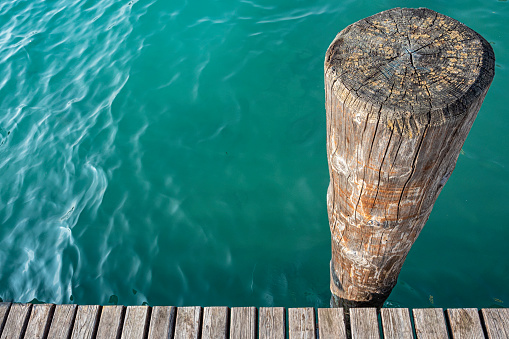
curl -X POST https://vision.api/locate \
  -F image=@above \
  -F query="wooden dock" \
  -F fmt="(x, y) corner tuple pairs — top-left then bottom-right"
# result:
(1, 302), (508, 338)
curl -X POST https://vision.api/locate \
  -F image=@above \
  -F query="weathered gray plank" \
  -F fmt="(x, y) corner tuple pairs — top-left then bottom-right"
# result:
(259, 307), (285, 339)
(148, 306), (176, 339)
(482, 308), (509, 339)
(121, 306), (150, 339)
(47, 304), (77, 339)
(350, 308), (380, 339)
(413, 308), (448, 339)
(24, 304), (55, 339)
(317, 308), (346, 339)
(175, 306), (202, 339)
(447, 308), (484, 339)
(0, 303), (12, 335)
(71, 305), (101, 339)
(381, 308), (413, 339)
(202, 307), (228, 339)
(230, 307), (256, 339)
(96, 305), (125, 339)
(0, 303), (32, 339)
(288, 308), (315, 339)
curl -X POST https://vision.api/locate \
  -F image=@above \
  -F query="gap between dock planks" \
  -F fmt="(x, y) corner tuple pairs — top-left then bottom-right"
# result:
(0, 303), (508, 338)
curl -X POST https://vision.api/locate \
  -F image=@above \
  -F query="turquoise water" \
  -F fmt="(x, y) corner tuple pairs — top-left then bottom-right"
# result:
(0, 0), (507, 309)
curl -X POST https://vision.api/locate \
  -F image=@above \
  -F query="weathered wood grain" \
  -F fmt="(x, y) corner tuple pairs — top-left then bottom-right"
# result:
(202, 307), (228, 339)
(7, 304), (509, 339)
(447, 308), (484, 338)
(413, 308), (448, 339)
(325, 7), (495, 307)
(121, 306), (150, 339)
(288, 308), (315, 339)
(71, 305), (101, 339)
(482, 308), (509, 339)
(147, 306), (176, 339)
(174, 306), (202, 339)
(317, 308), (347, 339)
(381, 308), (413, 339)
(0, 303), (32, 339)
(47, 304), (78, 339)
(96, 305), (125, 339)
(230, 307), (256, 339)
(259, 307), (285, 339)
(0, 303), (12, 336)
(350, 308), (380, 339)
(24, 304), (55, 339)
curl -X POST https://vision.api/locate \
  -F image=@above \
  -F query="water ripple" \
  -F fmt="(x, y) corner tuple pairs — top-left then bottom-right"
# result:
(256, 5), (330, 24)
(0, 0), (135, 303)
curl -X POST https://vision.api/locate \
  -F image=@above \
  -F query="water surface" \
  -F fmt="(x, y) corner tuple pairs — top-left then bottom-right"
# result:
(0, 0), (508, 308)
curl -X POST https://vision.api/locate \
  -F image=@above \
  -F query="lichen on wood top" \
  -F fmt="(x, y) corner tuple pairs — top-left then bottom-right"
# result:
(325, 7), (495, 135)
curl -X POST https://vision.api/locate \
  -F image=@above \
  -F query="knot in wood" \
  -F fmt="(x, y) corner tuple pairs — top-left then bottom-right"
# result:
(325, 7), (494, 136)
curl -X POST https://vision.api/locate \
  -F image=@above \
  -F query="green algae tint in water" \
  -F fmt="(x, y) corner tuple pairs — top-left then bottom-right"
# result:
(0, 0), (508, 308)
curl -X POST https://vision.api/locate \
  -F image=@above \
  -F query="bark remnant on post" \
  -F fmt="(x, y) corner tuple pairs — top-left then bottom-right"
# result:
(325, 7), (495, 308)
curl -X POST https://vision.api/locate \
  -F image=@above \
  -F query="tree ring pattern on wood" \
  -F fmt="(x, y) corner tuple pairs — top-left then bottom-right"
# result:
(325, 7), (494, 136)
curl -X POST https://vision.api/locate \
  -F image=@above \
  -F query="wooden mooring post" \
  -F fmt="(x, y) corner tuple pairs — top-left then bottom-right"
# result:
(325, 7), (495, 308)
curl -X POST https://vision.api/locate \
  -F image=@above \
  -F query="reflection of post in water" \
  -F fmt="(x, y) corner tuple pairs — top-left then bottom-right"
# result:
(324, 7), (495, 308)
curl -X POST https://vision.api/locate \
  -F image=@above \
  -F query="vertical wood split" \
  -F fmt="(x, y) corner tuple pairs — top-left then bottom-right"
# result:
(325, 7), (495, 308)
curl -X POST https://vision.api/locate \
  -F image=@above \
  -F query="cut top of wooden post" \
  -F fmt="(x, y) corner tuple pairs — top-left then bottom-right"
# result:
(325, 7), (494, 136)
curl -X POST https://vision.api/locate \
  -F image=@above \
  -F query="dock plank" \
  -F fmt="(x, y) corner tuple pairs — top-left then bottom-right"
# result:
(0, 303), (12, 335)
(413, 309), (448, 339)
(230, 307), (256, 339)
(121, 306), (150, 339)
(447, 308), (484, 339)
(96, 305), (125, 339)
(288, 308), (315, 339)
(350, 308), (380, 339)
(3, 303), (509, 339)
(259, 307), (285, 339)
(381, 308), (413, 339)
(317, 308), (346, 339)
(482, 308), (509, 339)
(47, 304), (77, 339)
(0, 303), (32, 339)
(175, 306), (202, 339)
(24, 304), (54, 339)
(147, 306), (176, 339)
(202, 307), (228, 339)
(71, 305), (101, 339)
